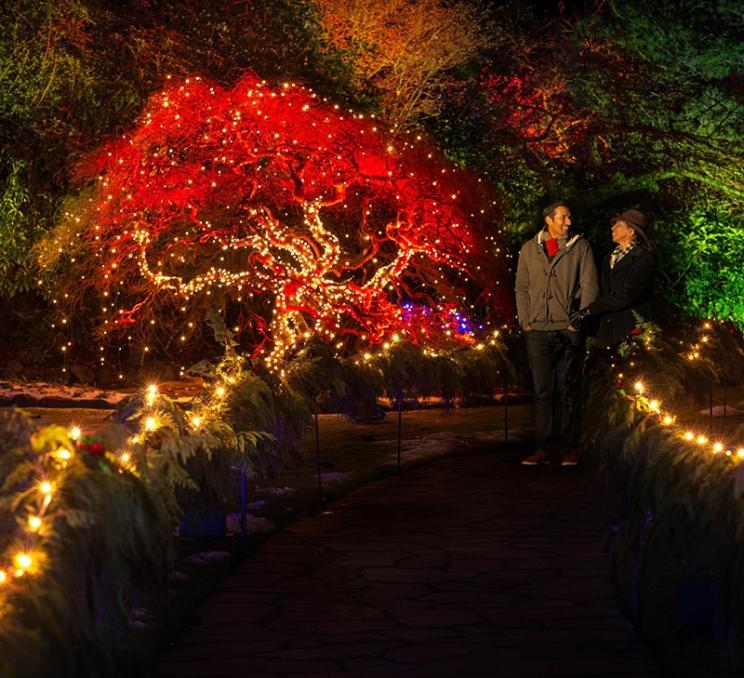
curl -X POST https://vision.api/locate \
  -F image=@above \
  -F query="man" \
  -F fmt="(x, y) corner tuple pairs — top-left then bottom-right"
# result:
(515, 201), (599, 466)
(570, 209), (655, 348)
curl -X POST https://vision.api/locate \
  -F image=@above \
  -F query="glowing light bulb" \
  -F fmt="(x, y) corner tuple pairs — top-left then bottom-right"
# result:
(697, 435), (708, 445)
(648, 400), (660, 412)
(146, 384), (158, 404)
(737, 449), (744, 459)
(215, 385), (226, 398)
(634, 381), (644, 394)
(28, 516), (42, 531)
(662, 415), (674, 426)
(713, 442), (724, 453)
(39, 481), (53, 496)
(144, 416), (158, 432)
(684, 431), (694, 441)
(69, 426), (81, 441)
(57, 448), (72, 460)
(191, 415), (202, 429)
(15, 553), (32, 570)
(120, 452), (131, 464)
(0, 570), (6, 584)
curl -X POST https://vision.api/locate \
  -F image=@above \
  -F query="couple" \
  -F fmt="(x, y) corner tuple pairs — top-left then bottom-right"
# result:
(515, 201), (656, 466)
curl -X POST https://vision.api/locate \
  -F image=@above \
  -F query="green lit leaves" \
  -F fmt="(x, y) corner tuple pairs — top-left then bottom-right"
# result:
(656, 207), (744, 327)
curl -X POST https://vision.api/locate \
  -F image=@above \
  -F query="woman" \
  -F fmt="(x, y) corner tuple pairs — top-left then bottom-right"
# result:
(571, 209), (656, 348)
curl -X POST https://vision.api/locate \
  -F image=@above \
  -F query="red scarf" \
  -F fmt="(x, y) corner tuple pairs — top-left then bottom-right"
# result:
(544, 238), (560, 257)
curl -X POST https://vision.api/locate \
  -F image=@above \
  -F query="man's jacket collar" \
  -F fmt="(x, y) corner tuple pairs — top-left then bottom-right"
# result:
(535, 228), (581, 251)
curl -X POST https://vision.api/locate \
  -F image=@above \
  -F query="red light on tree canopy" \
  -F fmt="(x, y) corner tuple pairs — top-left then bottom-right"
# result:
(65, 73), (511, 364)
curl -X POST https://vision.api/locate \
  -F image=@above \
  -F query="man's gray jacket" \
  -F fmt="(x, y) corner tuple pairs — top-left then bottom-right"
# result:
(515, 229), (599, 331)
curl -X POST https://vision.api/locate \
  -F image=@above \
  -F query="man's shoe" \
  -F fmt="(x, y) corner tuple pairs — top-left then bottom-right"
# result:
(521, 449), (549, 466)
(560, 451), (578, 466)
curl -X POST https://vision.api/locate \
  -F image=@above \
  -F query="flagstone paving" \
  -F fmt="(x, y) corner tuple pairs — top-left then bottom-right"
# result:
(159, 447), (661, 677)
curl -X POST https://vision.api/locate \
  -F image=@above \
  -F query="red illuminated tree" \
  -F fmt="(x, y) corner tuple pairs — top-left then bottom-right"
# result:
(482, 69), (592, 162)
(46, 73), (511, 367)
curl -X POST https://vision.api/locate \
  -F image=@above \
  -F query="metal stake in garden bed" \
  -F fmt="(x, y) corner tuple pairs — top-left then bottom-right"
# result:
(239, 460), (248, 547)
(397, 387), (403, 473)
(502, 370), (509, 444)
(314, 410), (323, 500)
(709, 378), (714, 422)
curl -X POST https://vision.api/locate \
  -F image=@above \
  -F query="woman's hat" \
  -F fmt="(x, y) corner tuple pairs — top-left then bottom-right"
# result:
(612, 209), (648, 240)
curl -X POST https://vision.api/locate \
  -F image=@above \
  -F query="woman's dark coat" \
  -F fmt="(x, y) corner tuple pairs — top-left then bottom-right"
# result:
(587, 246), (656, 348)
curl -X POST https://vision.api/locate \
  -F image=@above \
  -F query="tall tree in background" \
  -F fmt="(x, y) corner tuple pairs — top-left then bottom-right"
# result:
(447, 0), (743, 207)
(313, 0), (495, 130)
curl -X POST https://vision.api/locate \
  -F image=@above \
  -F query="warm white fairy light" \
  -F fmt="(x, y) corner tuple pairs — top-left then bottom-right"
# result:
(14, 553), (32, 571)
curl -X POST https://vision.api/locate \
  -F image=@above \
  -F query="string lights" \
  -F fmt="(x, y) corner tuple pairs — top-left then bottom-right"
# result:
(0, 425), (81, 598)
(2, 317), (739, 619)
(0, 383), (183, 607)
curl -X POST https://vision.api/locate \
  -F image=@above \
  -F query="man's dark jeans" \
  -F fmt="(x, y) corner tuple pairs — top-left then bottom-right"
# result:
(524, 329), (582, 447)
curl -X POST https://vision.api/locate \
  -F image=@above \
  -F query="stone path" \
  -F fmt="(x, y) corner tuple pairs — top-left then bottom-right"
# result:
(159, 448), (660, 677)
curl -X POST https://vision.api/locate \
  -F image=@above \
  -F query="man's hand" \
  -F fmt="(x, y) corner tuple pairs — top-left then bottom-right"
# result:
(569, 308), (590, 327)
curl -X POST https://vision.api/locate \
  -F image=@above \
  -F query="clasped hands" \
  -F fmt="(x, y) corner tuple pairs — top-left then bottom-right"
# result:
(569, 307), (590, 327)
